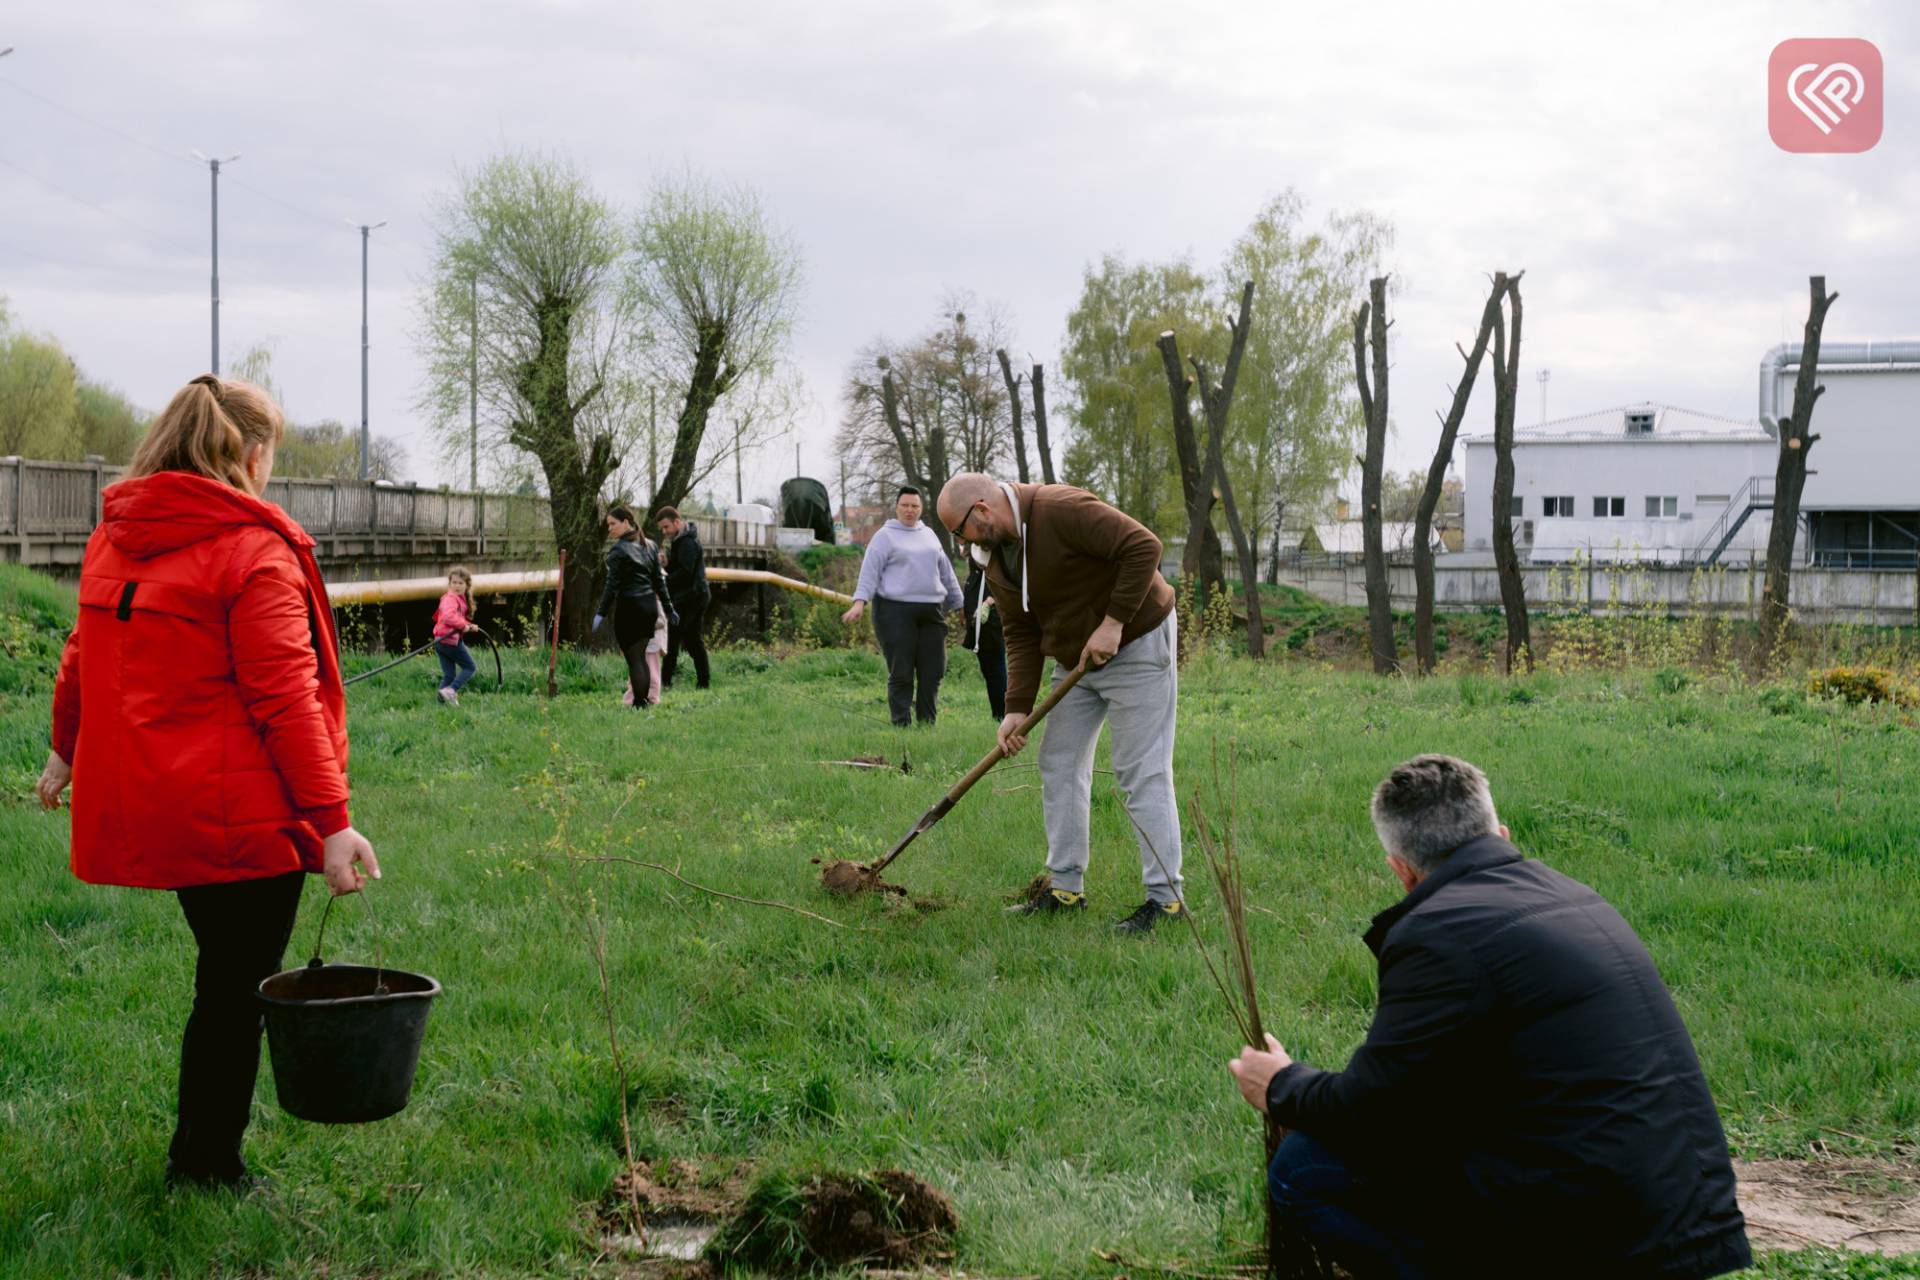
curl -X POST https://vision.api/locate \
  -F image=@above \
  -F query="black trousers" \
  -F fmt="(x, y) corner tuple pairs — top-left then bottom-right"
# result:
(976, 633), (1007, 720)
(614, 595), (659, 709)
(168, 870), (305, 1181)
(664, 596), (710, 689)
(873, 596), (947, 726)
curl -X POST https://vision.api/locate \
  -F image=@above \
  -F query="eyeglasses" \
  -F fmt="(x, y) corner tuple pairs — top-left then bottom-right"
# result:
(947, 504), (981, 544)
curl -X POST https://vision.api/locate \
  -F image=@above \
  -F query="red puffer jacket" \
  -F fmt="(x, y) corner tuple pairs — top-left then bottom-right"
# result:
(50, 471), (351, 889)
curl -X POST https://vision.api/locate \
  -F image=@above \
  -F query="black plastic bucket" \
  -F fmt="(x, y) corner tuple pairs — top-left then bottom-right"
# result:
(259, 962), (440, 1123)
(260, 888), (442, 1123)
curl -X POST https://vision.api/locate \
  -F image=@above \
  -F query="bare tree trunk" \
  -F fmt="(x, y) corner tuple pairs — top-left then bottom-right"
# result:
(1156, 331), (1225, 610)
(996, 348), (1031, 484)
(1488, 275), (1532, 673)
(1191, 282), (1266, 657)
(1264, 502), (1283, 587)
(1353, 278), (1398, 675)
(1031, 362), (1057, 484)
(926, 425), (952, 527)
(1757, 275), (1838, 667)
(1412, 273), (1507, 674)
(875, 360), (953, 557)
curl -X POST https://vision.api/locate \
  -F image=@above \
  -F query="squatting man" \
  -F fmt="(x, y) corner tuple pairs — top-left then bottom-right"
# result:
(1226, 755), (1751, 1280)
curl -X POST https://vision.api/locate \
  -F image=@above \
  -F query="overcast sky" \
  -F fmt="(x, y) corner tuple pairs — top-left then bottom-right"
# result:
(3, 0), (1914, 507)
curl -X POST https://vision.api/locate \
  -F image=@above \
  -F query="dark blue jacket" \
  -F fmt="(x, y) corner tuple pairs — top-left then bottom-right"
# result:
(663, 523), (710, 607)
(1267, 835), (1750, 1279)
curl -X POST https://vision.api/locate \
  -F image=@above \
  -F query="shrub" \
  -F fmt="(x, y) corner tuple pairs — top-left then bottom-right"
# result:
(1808, 666), (1917, 708)
(1653, 667), (1690, 695)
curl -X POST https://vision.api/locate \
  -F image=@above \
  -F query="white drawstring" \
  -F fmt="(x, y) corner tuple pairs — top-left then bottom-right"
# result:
(997, 481), (1029, 614)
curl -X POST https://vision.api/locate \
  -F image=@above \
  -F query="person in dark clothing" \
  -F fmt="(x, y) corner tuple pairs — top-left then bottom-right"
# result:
(1228, 756), (1751, 1280)
(656, 506), (711, 691)
(594, 505), (674, 710)
(960, 558), (1006, 720)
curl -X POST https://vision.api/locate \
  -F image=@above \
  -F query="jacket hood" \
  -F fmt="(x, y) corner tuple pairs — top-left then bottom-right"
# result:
(883, 518), (929, 534)
(100, 471), (315, 561)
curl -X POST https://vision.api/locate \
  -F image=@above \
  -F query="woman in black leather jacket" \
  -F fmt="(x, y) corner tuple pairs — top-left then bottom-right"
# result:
(595, 504), (675, 709)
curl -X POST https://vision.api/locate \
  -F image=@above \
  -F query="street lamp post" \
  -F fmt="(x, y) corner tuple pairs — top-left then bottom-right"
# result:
(192, 151), (241, 373)
(349, 219), (387, 480)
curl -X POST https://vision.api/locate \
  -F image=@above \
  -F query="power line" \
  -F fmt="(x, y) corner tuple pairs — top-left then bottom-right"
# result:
(0, 151), (201, 256)
(0, 74), (197, 168)
(225, 173), (340, 228)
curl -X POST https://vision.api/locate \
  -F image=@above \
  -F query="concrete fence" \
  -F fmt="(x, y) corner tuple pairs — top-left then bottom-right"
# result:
(1269, 556), (1920, 628)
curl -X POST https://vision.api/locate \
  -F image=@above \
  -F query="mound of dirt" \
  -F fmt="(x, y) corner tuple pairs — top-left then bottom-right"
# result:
(712, 1168), (957, 1273)
(802, 1169), (957, 1269)
(817, 859), (908, 897)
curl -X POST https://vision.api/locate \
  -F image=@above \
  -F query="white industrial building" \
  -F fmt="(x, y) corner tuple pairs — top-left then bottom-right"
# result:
(1461, 341), (1920, 567)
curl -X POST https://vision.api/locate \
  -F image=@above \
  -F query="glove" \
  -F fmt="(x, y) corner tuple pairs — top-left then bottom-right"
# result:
(592, 614), (604, 633)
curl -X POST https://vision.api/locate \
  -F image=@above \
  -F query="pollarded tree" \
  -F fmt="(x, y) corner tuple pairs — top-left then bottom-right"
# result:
(416, 150), (635, 640)
(1757, 275), (1839, 667)
(631, 174), (804, 526)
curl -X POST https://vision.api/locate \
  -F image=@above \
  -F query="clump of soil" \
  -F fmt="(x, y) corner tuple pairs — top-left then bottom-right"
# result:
(816, 858), (908, 897)
(709, 1168), (958, 1272)
(1012, 872), (1053, 904)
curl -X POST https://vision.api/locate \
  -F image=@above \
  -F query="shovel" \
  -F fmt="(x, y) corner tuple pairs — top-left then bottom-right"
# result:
(854, 662), (1089, 889)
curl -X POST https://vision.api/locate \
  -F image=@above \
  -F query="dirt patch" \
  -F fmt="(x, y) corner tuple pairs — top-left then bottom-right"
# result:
(710, 1168), (958, 1273)
(1737, 1157), (1920, 1255)
(817, 858), (909, 898)
(612, 1157), (755, 1222)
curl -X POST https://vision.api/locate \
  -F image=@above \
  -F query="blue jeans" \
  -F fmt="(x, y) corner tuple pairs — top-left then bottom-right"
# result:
(1269, 1132), (1440, 1280)
(435, 638), (476, 692)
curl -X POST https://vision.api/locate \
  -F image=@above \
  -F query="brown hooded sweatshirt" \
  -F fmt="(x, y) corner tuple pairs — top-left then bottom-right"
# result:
(981, 483), (1175, 714)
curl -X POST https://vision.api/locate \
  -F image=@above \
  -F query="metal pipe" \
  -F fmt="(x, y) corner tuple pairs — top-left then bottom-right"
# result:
(1759, 340), (1920, 429)
(326, 565), (855, 607)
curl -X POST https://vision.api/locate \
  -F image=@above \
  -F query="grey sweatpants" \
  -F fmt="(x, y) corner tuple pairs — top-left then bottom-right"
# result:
(1037, 612), (1182, 903)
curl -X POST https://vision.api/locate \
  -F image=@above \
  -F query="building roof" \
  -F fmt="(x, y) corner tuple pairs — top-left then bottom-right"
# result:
(1465, 402), (1772, 444)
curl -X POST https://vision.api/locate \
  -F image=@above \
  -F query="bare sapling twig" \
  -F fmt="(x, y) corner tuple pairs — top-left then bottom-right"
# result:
(540, 853), (854, 930)
(583, 885), (646, 1238)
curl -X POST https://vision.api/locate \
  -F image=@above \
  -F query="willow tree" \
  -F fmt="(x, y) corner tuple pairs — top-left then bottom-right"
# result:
(417, 150), (636, 640)
(632, 175), (804, 525)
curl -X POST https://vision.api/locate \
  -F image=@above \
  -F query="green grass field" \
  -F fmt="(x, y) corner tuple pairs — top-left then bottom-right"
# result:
(3, 563), (1919, 1278)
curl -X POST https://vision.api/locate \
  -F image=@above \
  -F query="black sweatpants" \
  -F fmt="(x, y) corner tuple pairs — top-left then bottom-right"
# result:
(614, 595), (660, 709)
(168, 870), (305, 1181)
(873, 596), (947, 726)
(664, 596), (710, 690)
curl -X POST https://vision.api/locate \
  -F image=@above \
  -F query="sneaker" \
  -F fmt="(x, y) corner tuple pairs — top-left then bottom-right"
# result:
(1006, 887), (1087, 916)
(438, 687), (457, 706)
(1114, 898), (1186, 934)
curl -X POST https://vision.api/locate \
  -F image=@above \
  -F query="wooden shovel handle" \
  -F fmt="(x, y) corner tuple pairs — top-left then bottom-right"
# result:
(942, 662), (1087, 808)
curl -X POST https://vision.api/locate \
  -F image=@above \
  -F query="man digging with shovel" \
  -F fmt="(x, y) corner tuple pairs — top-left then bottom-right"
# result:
(936, 473), (1183, 934)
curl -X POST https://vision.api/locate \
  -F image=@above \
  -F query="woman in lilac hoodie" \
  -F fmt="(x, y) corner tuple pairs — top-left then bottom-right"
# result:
(841, 487), (964, 725)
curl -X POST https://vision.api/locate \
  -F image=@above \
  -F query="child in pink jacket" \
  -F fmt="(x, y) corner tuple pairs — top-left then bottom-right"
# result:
(432, 567), (478, 705)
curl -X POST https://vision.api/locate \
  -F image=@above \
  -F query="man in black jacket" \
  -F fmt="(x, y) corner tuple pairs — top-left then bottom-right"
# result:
(1228, 756), (1750, 1280)
(656, 507), (711, 690)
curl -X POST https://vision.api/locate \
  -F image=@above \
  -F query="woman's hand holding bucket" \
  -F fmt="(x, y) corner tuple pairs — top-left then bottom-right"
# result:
(323, 828), (382, 896)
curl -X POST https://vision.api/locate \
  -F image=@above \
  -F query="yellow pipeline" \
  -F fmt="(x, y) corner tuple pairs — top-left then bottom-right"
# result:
(326, 566), (853, 607)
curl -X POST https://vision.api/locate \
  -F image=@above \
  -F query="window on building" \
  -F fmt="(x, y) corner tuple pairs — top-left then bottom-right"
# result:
(1510, 496), (1524, 518)
(1625, 410), (1655, 435)
(1543, 495), (1575, 517)
(1696, 493), (1730, 505)
(1644, 495), (1678, 518)
(1592, 496), (1626, 518)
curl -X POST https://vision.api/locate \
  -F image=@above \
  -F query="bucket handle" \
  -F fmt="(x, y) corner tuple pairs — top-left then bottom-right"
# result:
(307, 887), (389, 995)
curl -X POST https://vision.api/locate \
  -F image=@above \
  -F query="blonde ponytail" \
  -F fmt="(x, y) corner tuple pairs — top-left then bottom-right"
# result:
(129, 374), (285, 493)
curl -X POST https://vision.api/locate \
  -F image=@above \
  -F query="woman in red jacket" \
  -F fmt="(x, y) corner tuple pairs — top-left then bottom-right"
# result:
(35, 373), (381, 1190)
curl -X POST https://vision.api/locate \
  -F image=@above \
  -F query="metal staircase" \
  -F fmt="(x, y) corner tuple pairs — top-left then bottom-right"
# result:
(1689, 475), (1775, 566)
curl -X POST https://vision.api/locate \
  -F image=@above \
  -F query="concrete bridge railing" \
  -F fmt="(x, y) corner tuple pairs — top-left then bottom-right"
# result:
(1, 456), (781, 581)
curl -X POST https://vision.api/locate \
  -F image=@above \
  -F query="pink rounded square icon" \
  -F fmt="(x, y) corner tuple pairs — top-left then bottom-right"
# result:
(1770, 39), (1882, 153)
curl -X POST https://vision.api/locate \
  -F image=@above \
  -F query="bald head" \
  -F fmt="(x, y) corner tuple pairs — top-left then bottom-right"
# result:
(937, 472), (1018, 547)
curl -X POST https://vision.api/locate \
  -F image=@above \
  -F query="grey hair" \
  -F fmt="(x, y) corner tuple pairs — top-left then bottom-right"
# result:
(1369, 755), (1500, 873)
